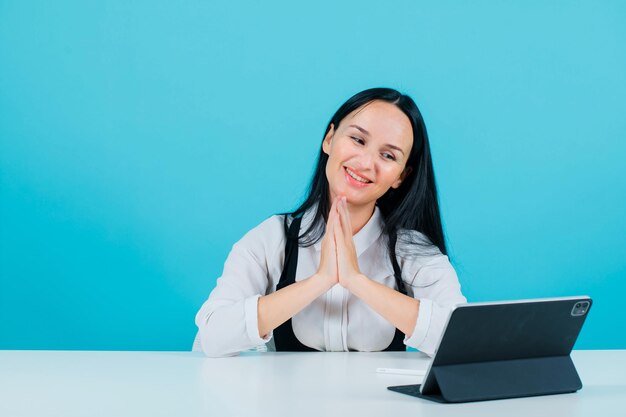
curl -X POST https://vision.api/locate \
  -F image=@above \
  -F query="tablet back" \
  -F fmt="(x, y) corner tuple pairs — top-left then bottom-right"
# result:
(414, 296), (592, 402)
(433, 296), (591, 366)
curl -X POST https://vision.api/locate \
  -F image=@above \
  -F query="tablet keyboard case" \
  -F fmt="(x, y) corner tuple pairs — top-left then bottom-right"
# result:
(389, 297), (591, 403)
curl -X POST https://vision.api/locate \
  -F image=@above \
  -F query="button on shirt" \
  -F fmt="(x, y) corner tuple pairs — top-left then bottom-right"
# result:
(194, 206), (466, 357)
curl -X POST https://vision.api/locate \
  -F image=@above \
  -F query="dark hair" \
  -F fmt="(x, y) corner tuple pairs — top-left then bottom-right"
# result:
(282, 87), (447, 267)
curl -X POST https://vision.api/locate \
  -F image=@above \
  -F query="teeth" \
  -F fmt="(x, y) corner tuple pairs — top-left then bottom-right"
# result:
(346, 167), (371, 183)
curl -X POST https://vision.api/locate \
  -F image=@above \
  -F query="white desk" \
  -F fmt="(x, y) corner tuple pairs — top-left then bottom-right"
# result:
(1, 350), (625, 417)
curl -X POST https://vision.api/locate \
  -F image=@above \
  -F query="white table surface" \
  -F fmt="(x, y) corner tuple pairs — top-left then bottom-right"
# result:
(1, 350), (625, 417)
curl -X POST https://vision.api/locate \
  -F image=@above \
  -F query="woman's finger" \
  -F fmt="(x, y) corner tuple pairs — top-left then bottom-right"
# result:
(326, 197), (338, 238)
(340, 197), (353, 237)
(337, 197), (352, 246)
(333, 207), (344, 256)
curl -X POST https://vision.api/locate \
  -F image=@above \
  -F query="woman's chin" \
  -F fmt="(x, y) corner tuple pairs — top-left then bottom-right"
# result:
(336, 191), (373, 207)
(330, 183), (377, 206)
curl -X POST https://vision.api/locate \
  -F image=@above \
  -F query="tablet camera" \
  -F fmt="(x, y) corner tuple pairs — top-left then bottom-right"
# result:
(571, 301), (589, 316)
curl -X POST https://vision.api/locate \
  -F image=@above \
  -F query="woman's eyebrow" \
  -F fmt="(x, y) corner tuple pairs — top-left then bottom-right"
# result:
(348, 124), (406, 156)
(386, 144), (405, 156)
(349, 124), (370, 136)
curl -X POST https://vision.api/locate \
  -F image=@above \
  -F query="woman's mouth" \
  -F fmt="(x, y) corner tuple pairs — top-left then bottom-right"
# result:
(344, 167), (372, 188)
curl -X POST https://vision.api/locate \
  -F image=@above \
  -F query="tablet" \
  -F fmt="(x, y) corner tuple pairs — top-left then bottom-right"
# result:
(388, 296), (592, 403)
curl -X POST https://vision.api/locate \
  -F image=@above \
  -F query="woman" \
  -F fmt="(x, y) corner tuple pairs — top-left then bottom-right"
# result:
(194, 87), (466, 357)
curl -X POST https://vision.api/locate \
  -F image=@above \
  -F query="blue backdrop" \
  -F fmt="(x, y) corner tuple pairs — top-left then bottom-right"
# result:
(1, 1), (625, 351)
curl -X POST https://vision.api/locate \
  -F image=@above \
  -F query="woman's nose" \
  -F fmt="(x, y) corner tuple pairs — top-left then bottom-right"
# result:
(353, 149), (375, 171)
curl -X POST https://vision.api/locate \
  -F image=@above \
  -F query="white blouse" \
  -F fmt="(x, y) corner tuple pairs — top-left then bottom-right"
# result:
(194, 206), (466, 357)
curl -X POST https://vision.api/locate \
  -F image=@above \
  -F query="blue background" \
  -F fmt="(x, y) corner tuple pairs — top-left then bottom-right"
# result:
(1, 1), (625, 351)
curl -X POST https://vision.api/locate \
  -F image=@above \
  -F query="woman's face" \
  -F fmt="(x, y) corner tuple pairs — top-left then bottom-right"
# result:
(322, 100), (413, 208)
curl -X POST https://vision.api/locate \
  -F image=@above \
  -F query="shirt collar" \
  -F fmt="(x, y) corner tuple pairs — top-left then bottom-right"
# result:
(310, 205), (384, 257)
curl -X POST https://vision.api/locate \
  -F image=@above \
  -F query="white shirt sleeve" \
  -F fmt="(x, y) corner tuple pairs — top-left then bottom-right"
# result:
(194, 216), (284, 357)
(401, 253), (467, 356)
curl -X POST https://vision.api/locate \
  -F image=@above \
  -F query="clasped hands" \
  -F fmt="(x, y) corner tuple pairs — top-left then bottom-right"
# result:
(317, 195), (365, 291)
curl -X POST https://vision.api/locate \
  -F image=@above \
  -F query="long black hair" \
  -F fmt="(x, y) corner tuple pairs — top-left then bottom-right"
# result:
(283, 87), (447, 264)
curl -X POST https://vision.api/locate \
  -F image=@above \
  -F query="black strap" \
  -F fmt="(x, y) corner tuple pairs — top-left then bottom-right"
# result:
(273, 216), (317, 351)
(385, 235), (408, 351)
(389, 232), (408, 296)
(273, 215), (406, 352)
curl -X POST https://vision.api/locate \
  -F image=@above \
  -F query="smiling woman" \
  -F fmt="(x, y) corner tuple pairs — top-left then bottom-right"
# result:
(323, 101), (414, 214)
(194, 88), (466, 357)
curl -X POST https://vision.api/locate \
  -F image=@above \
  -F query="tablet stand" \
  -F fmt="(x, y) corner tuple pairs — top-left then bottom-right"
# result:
(389, 355), (582, 403)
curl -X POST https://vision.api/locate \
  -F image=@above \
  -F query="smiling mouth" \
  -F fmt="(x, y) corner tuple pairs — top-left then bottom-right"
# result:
(344, 167), (373, 184)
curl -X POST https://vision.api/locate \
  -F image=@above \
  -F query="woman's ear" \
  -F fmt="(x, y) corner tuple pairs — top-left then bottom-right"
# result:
(322, 123), (335, 155)
(391, 166), (412, 189)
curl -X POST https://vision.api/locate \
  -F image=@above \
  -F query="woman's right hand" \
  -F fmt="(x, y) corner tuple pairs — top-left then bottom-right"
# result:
(316, 196), (340, 288)
(257, 196), (341, 338)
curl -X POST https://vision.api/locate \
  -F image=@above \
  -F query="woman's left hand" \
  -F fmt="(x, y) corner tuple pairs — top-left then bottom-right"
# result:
(333, 196), (363, 290)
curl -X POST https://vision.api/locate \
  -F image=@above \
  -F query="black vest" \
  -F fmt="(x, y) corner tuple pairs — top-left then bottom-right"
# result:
(273, 216), (407, 351)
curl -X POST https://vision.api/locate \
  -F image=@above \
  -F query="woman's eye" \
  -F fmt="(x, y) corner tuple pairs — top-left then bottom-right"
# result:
(350, 136), (365, 145)
(382, 152), (396, 161)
